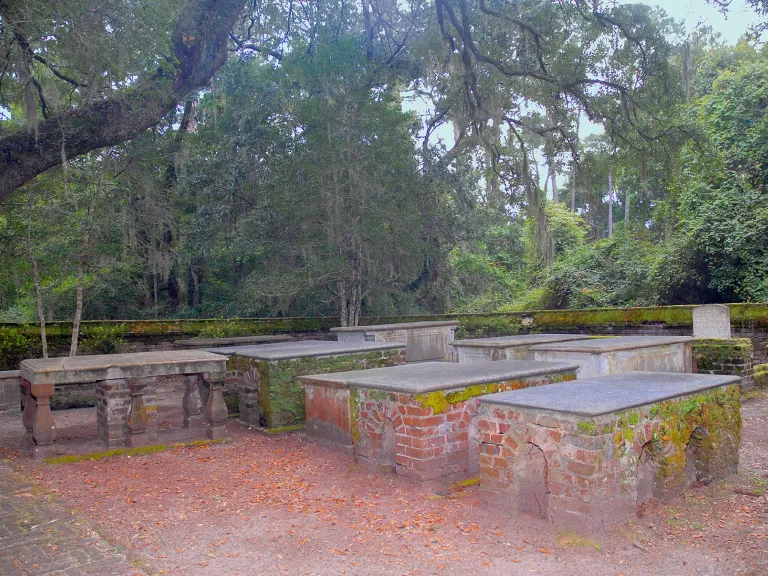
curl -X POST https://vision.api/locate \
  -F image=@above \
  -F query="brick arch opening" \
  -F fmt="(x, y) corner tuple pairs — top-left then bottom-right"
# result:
(512, 442), (549, 519)
(468, 412), (482, 475)
(637, 441), (661, 505)
(684, 426), (710, 487)
(380, 417), (397, 471)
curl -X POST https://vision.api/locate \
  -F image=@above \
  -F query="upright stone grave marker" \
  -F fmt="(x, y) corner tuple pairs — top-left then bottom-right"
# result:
(692, 304), (731, 339)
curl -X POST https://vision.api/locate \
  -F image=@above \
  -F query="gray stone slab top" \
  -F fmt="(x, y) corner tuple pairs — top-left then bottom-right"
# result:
(20, 351), (227, 386)
(479, 371), (740, 417)
(207, 340), (406, 361)
(205, 340), (327, 356)
(0, 370), (21, 380)
(529, 335), (694, 354)
(175, 334), (295, 346)
(330, 320), (458, 332)
(453, 334), (593, 348)
(301, 359), (579, 394)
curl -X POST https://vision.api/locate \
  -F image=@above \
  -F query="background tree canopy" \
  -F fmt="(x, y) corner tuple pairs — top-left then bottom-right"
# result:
(0, 0), (766, 325)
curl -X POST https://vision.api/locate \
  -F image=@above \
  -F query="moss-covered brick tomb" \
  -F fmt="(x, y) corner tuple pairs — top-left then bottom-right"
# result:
(530, 336), (694, 379)
(300, 359), (579, 481)
(209, 340), (407, 430)
(331, 320), (458, 362)
(477, 371), (741, 532)
(453, 334), (593, 364)
(692, 338), (754, 388)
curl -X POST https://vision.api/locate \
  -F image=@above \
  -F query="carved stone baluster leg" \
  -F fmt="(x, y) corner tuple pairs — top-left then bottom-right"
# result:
(21, 379), (36, 449)
(203, 372), (228, 440)
(30, 384), (56, 459)
(126, 378), (151, 447)
(183, 374), (204, 429)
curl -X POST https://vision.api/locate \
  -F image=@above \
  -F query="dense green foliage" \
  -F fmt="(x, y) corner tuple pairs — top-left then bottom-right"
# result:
(0, 1), (766, 333)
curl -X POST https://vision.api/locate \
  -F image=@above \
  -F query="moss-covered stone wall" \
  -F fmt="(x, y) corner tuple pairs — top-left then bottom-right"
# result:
(4, 303), (768, 369)
(753, 364), (768, 389)
(692, 338), (754, 388)
(233, 349), (406, 430)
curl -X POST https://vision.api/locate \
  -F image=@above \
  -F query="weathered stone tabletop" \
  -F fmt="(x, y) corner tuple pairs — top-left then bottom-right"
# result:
(207, 340), (405, 361)
(529, 335), (693, 354)
(19, 351), (228, 457)
(479, 371), (740, 416)
(453, 334), (593, 364)
(530, 336), (694, 378)
(20, 350), (226, 385)
(302, 359), (580, 394)
(175, 334), (295, 347)
(331, 321), (458, 362)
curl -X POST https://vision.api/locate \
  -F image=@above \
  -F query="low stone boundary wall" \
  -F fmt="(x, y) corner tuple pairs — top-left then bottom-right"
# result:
(0, 370), (21, 412)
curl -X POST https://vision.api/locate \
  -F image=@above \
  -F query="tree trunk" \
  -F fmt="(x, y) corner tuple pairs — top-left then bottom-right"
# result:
(70, 203), (94, 356)
(0, 0), (246, 202)
(607, 170), (614, 238)
(548, 160), (558, 203)
(570, 165), (577, 212)
(624, 186), (630, 228)
(641, 156), (649, 197)
(25, 212), (47, 358)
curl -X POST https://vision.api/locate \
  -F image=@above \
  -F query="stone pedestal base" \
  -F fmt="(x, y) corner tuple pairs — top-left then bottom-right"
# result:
(206, 423), (228, 440)
(184, 414), (204, 429)
(126, 432), (149, 448)
(29, 443), (56, 460)
(204, 372), (228, 440)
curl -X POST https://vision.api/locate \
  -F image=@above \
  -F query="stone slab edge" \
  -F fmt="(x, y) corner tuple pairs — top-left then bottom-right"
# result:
(479, 371), (741, 417)
(529, 336), (694, 354)
(331, 320), (458, 332)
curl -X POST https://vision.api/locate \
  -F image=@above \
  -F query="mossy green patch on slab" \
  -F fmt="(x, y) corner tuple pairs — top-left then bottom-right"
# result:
(753, 364), (768, 388)
(577, 421), (598, 435)
(556, 530), (601, 549)
(44, 439), (230, 464)
(455, 477), (480, 487)
(262, 424), (305, 434)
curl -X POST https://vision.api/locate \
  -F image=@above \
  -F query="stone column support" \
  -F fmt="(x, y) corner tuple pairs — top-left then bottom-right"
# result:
(96, 379), (130, 448)
(30, 383), (56, 459)
(203, 371), (228, 440)
(183, 374), (204, 429)
(21, 379), (36, 449)
(126, 378), (153, 447)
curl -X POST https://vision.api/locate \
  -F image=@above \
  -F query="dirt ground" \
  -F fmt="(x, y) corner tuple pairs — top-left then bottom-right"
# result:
(1, 383), (766, 576)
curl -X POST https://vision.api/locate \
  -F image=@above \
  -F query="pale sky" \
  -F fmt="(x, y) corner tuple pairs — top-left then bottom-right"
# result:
(406, 1), (760, 188)
(657, 0), (756, 44)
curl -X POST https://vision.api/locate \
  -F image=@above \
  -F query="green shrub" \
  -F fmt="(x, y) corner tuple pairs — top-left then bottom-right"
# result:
(80, 324), (126, 354)
(0, 326), (31, 370)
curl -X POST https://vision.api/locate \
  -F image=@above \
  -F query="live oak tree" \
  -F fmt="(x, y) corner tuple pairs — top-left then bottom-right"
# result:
(0, 0), (246, 202)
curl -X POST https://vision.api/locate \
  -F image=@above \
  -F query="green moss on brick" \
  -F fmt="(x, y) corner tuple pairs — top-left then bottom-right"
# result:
(654, 386), (741, 483)
(240, 350), (403, 429)
(754, 364), (768, 388)
(577, 421), (598, 435)
(415, 373), (576, 415)
(693, 338), (753, 372)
